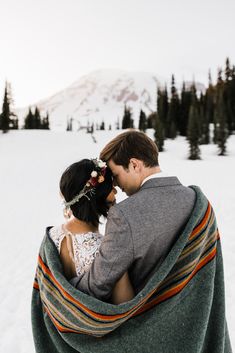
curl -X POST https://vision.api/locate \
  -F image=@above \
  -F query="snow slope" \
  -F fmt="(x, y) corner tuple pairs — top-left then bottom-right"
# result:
(0, 129), (234, 352)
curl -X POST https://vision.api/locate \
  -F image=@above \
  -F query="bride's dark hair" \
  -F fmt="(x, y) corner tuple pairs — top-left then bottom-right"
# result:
(60, 159), (113, 227)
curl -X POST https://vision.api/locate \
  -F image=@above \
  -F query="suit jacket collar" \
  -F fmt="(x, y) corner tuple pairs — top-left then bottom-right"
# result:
(140, 176), (182, 190)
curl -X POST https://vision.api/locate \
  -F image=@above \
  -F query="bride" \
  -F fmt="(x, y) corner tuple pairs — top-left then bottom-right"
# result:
(49, 158), (134, 304)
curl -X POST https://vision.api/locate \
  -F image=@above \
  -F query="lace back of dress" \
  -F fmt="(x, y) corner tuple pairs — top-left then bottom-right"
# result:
(50, 224), (102, 279)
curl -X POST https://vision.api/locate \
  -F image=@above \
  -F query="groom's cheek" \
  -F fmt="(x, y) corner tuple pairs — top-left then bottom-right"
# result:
(113, 178), (118, 187)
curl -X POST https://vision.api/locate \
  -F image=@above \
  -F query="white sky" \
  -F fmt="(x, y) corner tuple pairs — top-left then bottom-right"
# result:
(0, 0), (235, 107)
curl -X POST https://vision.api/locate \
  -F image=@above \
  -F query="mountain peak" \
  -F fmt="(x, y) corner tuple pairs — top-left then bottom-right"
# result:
(16, 69), (205, 130)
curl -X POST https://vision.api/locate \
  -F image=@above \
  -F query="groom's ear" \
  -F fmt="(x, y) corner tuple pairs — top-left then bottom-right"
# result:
(129, 158), (142, 173)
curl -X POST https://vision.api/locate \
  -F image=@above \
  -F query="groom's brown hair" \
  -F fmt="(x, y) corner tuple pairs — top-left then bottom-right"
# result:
(100, 129), (159, 169)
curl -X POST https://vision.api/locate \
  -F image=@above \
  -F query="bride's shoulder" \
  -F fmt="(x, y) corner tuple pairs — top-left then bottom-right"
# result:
(49, 224), (68, 253)
(49, 224), (65, 241)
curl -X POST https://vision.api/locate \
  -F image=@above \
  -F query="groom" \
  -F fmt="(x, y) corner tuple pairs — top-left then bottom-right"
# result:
(73, 130), (196, 298)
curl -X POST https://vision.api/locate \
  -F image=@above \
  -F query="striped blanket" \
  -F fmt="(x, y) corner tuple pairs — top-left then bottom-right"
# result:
(31, 186), (232, 353)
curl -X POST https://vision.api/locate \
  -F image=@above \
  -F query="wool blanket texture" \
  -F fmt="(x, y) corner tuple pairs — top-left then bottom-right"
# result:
(31, 186), (232, 353)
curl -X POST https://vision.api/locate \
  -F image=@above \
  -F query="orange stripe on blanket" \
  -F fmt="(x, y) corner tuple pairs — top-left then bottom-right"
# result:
(134, 245), (217, 316)
(33, 281), (39, 290)
(43, 305), (86, 335)
(189, 203), (211, 240)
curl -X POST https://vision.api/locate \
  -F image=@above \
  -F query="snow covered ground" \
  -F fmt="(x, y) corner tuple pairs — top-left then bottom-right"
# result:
(0, 129), (234, 352)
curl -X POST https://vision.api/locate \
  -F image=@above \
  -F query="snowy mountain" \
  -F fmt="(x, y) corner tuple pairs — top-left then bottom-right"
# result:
(16, 69), (205, 131)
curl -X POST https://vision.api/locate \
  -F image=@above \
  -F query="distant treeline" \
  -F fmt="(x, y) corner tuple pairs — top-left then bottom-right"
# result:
(24, 107), (50, 130)
(1, 57), (235, 159)
(118, 57), (235, 158)
(154, 57), (235, 158)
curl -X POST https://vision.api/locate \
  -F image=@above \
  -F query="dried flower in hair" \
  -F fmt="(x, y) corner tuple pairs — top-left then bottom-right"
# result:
(98, 175), (105, 183)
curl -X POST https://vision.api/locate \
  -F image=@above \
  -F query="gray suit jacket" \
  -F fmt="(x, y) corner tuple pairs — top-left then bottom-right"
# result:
(73, 177), (196, 300)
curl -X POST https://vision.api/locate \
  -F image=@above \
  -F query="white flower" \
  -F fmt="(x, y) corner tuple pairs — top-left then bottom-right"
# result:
(91, 171), (98, 178)
(97, 160), (106, 168)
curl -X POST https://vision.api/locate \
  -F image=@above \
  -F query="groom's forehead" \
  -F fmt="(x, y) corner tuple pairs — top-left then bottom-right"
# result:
(108, 159), (118, 170)
(108, 160), (123, 173)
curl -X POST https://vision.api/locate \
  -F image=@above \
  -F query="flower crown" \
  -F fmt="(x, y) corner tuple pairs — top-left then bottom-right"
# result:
(63, 158), (107, 210)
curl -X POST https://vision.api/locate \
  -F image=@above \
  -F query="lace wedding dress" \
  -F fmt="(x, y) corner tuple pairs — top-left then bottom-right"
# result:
(49, 225), (103, 280)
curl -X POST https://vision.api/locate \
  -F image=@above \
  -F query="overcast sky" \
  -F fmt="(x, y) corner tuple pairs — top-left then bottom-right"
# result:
(0, 0), (235, 107)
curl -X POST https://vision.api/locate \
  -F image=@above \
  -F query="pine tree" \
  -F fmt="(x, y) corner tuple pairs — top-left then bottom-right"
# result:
(6, 83), (18, 130)
(204, 71), (215, 143)
(214, 86), (228, 155)
(154, 112), (164, 152)
(187, 87), (201, 160)
(122, 106), (134, 129)
(166, 75), (179, 138)
(230, 66), (235, 132)
(24, 107), (34, 129)
(46, 112), (50, 129)
(217, 67), (223, 85)
(147, 112), (156, 128)
(34, 107), (41, 129)
(213, 68), (224, 144)
(100, 120), (105, 130)
(0, 82), (11, 133)
(199, 92), (210, 144)
(179, 82), (191, 136)
(138, 109), (147, 132)
(223, 57), (234, 134)
(225, 57), (232, 83)
(157, 86), (168, 134)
